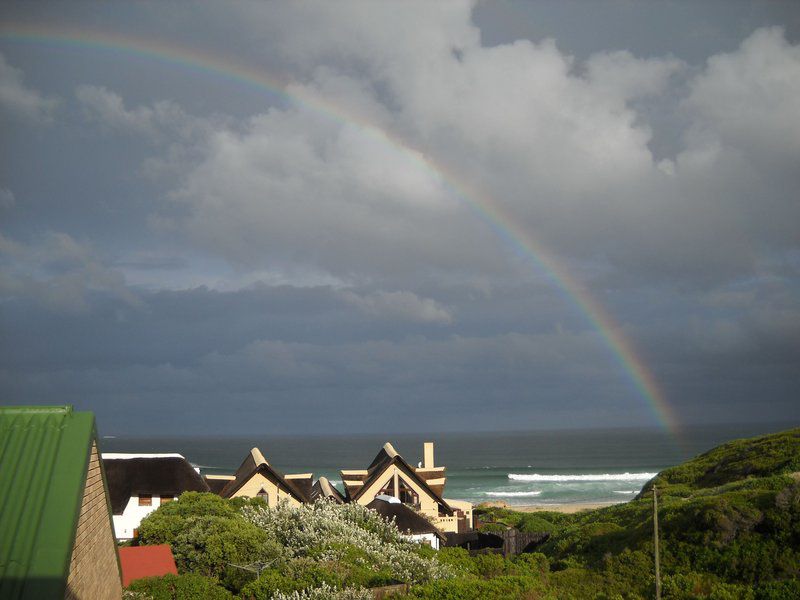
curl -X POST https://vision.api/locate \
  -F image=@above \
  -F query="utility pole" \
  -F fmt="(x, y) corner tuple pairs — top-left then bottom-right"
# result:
(653, 485), (661, 600)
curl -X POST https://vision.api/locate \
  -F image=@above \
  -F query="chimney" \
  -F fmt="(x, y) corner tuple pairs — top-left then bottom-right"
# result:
(423, 442), (435, 470)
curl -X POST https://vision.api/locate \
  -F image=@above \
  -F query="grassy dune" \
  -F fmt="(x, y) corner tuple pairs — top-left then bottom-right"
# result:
(465, 428), (800, 598)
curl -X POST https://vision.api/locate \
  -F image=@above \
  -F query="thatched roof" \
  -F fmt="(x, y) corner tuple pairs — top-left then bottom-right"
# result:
(310, 476), (346, 503)
(219, 448), (311, 503)
(342, 443), (453, 515)
(367, 497), (445, 540)
(103, 455), (209, 515)
(203, 475), (234, 496)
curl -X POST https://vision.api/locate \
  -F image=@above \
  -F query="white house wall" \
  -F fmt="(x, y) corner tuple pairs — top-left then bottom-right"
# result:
(112, 495), (171, 540)
(405, 533), (440, 550)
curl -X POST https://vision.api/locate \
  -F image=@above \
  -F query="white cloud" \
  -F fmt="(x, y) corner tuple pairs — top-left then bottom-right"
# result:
(146, 11), (682, 279)
(684, 27), (800, 164)
(339, 289), (453, 324)
(71, 12), (800, 288)
(585, 50), (684, 100)
(75, 84), (210, 140)
(157, 105), (497, 277)
(0, 53), (57, 122)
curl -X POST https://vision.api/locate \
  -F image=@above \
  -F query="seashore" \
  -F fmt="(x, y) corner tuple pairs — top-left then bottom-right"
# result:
(480, 499), (626, 514)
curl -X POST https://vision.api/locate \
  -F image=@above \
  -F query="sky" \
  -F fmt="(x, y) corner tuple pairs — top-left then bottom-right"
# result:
(1, 1), (798, 436)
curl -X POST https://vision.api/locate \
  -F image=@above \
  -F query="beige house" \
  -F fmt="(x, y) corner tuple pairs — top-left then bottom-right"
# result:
(310, 476), (346, 503)
(212, 448), (312, 506)
(340, 442), (472, 533)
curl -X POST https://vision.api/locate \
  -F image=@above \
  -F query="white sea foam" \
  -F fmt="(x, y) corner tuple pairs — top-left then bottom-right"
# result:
(508, 472), (656, 482)
(613, 490), (638, 495)
(485, 490), (542, 497)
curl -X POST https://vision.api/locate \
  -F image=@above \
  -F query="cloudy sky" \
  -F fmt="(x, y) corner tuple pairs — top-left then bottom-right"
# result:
(1, 1), (798, 435)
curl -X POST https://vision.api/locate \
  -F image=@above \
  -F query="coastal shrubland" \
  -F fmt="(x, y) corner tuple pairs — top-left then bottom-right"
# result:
(469, 427), (800, 598)
(129, 427), (800, 599)
(135, 492), (449, 598)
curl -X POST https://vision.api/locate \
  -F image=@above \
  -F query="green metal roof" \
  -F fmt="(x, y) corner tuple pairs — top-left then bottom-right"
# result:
(0, 406), (96, 599)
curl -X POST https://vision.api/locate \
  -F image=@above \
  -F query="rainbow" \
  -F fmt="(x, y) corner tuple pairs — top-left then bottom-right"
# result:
(0, 23), (681, 439)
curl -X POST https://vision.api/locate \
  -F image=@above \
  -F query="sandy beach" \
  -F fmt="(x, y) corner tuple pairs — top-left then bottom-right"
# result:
(480, 500), (625, 514)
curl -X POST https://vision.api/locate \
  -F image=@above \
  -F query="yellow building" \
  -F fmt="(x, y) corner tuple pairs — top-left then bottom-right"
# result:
(340, 442), (473, 533)
(208, 441), (473, 535)
(211, 448), (312, 506)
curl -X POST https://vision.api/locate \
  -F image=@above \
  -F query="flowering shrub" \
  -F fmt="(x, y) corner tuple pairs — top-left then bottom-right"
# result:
(241, 500), (452, 586)
(271, 583), (372, 600)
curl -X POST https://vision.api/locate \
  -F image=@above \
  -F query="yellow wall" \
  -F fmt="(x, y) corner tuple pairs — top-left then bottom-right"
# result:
(356, 466), (439, 519)
(445, 498), (474, 530)
(229, 472), (304, 507)
(354, 465), (473, 532)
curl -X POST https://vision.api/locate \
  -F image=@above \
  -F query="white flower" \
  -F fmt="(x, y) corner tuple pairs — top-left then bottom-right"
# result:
(240, 499), (452, 585)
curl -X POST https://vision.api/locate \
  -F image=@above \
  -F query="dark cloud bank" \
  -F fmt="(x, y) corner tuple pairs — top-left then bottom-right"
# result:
(1, 1), (798, 434)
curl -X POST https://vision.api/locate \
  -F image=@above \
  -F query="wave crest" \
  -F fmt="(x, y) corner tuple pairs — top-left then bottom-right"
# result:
(484, 490), (542, 497)
(508, 472), (656, 482)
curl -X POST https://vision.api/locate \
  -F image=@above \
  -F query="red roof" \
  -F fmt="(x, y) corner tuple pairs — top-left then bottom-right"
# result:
(118, 544), (178, 587)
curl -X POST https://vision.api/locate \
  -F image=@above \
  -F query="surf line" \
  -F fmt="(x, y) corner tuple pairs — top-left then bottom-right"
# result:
(0, 24), (681, 441)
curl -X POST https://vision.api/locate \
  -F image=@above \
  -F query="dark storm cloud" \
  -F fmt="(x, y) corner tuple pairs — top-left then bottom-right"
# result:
(1, 1), (799, 433)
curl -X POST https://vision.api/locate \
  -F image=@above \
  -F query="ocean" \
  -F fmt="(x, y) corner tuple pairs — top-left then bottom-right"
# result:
(101, 422), (794, 507)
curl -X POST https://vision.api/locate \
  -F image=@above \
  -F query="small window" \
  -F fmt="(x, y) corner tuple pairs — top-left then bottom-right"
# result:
(138, 494), (152, 506)
(160, 496), (174, 504)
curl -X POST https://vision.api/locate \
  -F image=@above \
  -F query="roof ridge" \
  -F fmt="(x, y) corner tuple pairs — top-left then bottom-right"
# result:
(250, 447), (268, 466)
(0, 405), (73, 415)
(383, 442), (398, 457)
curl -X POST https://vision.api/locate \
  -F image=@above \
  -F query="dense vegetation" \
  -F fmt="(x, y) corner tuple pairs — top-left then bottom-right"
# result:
(130, 492), (448, 599)
(124, 428), (800, 599)
(466, 427), (800, 599)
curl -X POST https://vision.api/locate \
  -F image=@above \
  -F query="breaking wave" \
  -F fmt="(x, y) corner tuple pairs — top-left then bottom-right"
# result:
(484, 490), (543, 497)
(508, 472), (656, 482)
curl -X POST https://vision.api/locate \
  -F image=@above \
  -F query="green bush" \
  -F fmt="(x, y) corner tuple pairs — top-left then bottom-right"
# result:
(517, 515), (557, 533)
(513, 552), (549, 575)
(124, 573), (232, 600)
(137, 493), (282, 593)
(434, 547), (479, 577)
(754, 580), (800, 600)
(239, 559), (342, 599)
(472, 553), (510, 578)
(404, 575), (544, 600)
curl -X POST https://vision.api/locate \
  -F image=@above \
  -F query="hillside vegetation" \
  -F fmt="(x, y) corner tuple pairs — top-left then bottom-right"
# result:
(472, 427), (800, 599)
(125, 428), (800, 599)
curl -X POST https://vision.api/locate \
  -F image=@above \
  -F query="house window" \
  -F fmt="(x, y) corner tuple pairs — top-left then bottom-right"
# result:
(138, 494), (152, 506)
(398, 480), (418, 505)
(161, 496), (175, 504)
